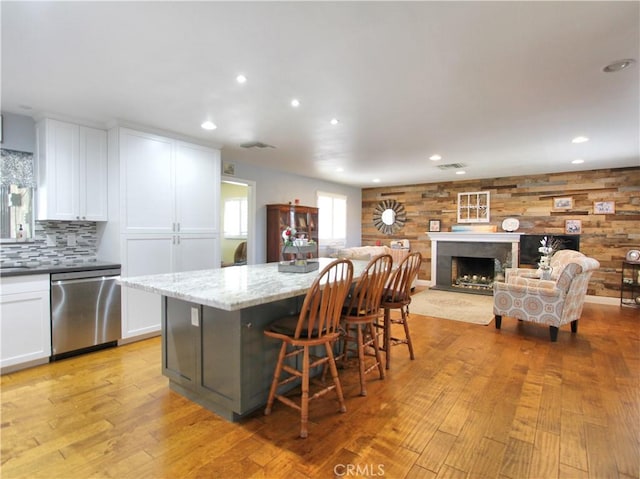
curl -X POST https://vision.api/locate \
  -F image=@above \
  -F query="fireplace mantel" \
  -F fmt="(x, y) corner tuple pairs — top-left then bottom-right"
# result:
(427, 232), (522, 243)
(427, 232), (522, 290)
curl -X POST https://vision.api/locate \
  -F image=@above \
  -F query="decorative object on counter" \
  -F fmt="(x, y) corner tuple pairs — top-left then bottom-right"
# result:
(501, 217), (520, 232)
(428, 219), (441, 232)
(553, 197), (573, 210)
(565, 219), (582, 234)
(593, 201), (615, 214)
(279, 226), (318, 273)
(372, 199), (406, 235)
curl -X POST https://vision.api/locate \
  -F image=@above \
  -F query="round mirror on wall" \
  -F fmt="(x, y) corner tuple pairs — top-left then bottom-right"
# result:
(373, 199), (406, 235)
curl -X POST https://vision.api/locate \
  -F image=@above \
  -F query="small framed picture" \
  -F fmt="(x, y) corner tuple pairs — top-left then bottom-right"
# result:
(553, 197), (573, 210)
(428, 219), (441, 232)
(222, 161), (235, 176)
(594, 201), (615, 214)
(565, 219), (582, 234)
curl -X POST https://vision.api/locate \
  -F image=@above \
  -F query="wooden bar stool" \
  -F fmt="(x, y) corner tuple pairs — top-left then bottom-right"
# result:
(263, 259), (353, 438)
(340, 254), (393, 396)
(378, 252), (422, 369)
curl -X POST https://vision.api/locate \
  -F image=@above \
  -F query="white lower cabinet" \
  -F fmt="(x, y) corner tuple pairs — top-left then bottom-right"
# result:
(0, 275), (51, 371)
(120, 234), (219, 339)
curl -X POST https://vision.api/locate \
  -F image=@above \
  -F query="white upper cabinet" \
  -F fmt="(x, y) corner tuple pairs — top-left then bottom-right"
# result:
(119, 129), (220, 235)
(36, 118), (107, 221)
(79, 126), (108, 220)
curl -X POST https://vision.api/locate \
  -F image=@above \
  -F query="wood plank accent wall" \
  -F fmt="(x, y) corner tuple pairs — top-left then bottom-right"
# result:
(362, 167), (640, 299)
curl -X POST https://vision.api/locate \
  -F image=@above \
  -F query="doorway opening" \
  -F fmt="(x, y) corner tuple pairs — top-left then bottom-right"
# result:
(221, 177), (256, 267)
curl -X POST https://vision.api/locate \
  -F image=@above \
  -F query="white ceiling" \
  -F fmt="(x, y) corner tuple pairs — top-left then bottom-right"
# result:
(2, 1), (638, 187)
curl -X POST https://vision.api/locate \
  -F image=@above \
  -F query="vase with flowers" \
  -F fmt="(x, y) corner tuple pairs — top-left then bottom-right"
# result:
(278, 226), (319, 272)
(538, 236), (561, 280)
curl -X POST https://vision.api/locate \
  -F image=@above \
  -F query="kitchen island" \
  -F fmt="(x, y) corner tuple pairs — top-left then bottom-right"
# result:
(120, 258), (368, 421)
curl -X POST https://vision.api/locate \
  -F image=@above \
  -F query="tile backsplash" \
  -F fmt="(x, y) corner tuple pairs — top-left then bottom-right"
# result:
(0, 221), (98, 266)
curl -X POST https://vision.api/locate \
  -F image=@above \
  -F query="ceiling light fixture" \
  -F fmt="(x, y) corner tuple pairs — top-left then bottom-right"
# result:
(236, 74), (247, 84)
(455, 171), (466, 175)
(603, 59), (636, 73)
(330, 118), (339, 125)
(572, 159), (585, 164)
(201, 121), (217, 130)
(336, 167), (344, 172)
(572, 136), (589, 144)
(429, 154), (442, 161)
(372, 178), (381, 183)
(291, 99), (300, 107)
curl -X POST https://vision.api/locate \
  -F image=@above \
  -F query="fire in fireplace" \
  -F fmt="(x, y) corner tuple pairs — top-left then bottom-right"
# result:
(451, 256), (497, 291)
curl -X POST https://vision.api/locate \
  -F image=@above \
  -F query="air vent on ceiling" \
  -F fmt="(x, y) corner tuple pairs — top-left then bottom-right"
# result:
(436, 163), (466, 170)
(240, 141), (276, 149)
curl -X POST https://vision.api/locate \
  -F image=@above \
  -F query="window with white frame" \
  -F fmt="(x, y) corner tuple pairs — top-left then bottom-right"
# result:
(317, 191), (347, 248)
(223, 197), (248, 238)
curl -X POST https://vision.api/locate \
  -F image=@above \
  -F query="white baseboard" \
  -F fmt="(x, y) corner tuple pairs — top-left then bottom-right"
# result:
(585, 294), (621, 305)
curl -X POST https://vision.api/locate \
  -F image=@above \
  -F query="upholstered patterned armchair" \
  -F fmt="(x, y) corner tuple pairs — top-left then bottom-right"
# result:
(505, 249), (586, 282)
(493, 254), (600, 341)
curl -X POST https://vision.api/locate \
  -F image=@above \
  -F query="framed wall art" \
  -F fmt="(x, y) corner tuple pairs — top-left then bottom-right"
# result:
(428, 219), (441, 232)
(457, 191), (490, 223)
(593, 201), (615, 214)
(553, 197), (573, 210)
(565, 219), (582, 234)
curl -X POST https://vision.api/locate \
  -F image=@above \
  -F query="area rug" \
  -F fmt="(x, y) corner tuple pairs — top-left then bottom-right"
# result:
(408, 289), (494, 325)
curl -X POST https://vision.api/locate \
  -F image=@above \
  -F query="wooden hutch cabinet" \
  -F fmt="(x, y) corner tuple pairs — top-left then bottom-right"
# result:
(266, 204), (319, 263)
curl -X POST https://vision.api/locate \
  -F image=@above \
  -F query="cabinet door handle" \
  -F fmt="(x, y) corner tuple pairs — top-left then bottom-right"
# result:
(177, 222), (180, 232)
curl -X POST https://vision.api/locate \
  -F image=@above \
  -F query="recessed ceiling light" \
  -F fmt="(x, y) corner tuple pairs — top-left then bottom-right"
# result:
(572, 159), (585, 164)
(429, 154), (442, 161)
(236, 74), (247, 84)
(603, 59), (636, 73)
(336, 167), (344, 172)
(372, 178), (381, 183)
(330, 118), (339, 125)
(572, 136), (589, 144)
(201, 121), (217, 130)
(455, 170), (466, 175)
(291, 99), (300, 107)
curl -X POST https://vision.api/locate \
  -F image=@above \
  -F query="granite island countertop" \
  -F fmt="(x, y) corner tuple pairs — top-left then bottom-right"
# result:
(120, 258), (368, 311)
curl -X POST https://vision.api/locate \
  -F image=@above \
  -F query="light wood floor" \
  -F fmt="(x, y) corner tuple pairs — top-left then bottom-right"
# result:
(1, 300), (638, 479)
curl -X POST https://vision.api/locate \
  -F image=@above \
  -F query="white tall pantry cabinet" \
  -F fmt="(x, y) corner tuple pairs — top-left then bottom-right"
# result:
(100, 127), (221, 340)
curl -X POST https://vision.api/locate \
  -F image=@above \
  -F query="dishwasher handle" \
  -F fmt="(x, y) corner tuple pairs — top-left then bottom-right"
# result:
(51, 275), (121, 286)
(51, 268), (122, 282)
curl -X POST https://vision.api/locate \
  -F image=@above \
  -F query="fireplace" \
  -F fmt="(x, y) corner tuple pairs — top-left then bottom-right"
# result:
(428, 232), (521, 296)
(452, 256), (496, 292)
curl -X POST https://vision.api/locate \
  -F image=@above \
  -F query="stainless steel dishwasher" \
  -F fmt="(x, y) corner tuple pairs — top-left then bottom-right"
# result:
(50, 268), (121, 359)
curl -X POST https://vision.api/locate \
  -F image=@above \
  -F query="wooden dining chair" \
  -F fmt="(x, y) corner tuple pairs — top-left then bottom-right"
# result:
(340, 254), (393, 396)
(378, 251), (422, 369)
(263, 259), (354, 438)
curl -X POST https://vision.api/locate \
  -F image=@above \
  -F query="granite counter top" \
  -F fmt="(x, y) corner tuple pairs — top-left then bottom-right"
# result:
(120, 258), (369, 312)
